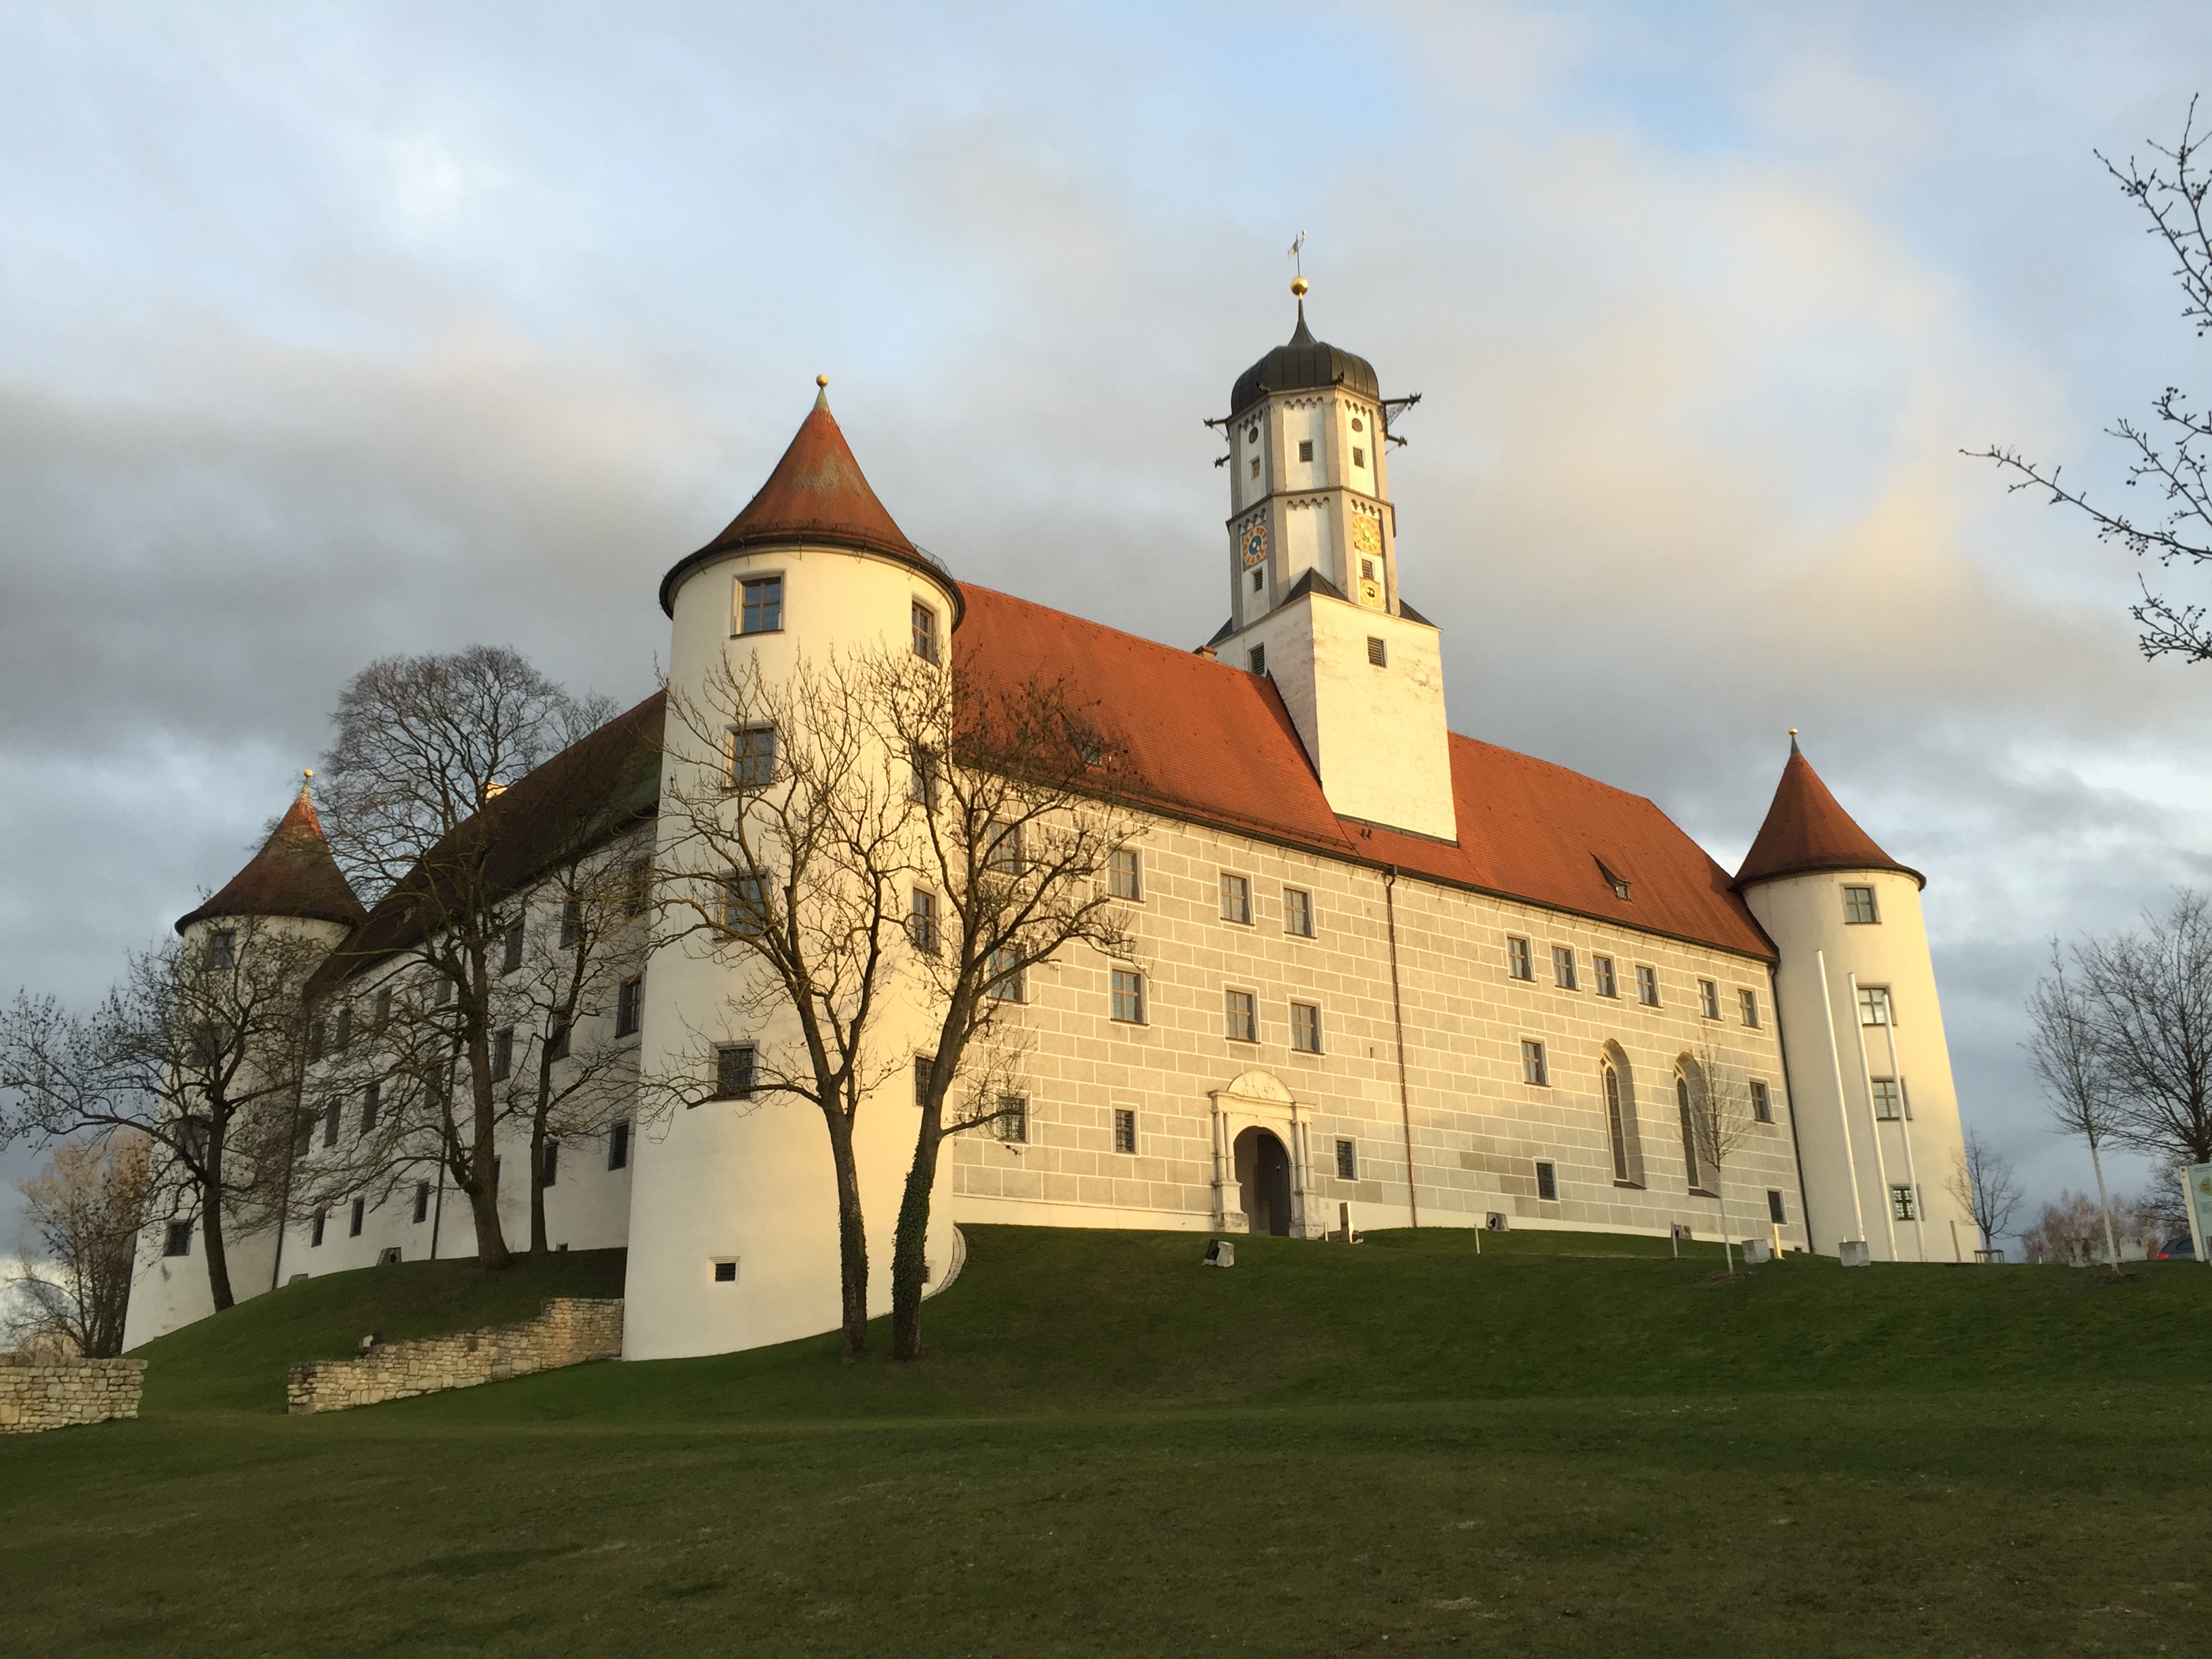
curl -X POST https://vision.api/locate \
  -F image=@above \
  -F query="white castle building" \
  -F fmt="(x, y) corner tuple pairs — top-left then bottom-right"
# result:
(125, 291), (1978, 1359)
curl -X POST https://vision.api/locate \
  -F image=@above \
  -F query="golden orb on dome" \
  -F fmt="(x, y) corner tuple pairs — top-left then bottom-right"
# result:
(1290, 276), (1309, 298)
(816, 373), (829, 388)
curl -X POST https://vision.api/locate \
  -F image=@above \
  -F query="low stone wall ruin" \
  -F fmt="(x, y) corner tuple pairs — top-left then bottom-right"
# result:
(286, 1296), (623, 1414)
(0, 1352), (146, 1435)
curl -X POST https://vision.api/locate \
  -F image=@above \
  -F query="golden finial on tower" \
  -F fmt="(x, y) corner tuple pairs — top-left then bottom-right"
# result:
(816, 374), (828, 388)
(1788, 728), (1801, 756)
(1291, 276), (1309, 298)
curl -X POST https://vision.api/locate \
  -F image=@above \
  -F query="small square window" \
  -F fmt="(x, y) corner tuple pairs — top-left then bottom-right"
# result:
(617, 976), (642, 1038)
(1250, 569), (1264, 593)
(1290, 1002), (1322, 1054)
(1508, 937), (1534, 981)
(1858, 986), (1893, 1027)
(1335, 1139), (1358, 1181)
(501, 920), (525, 974)
(1636, 965), (1660, 1007)
(1111, 970), (1146, 1024)
(909, 888), (940, 955)
(996, 1096), (1028, 1144)
(608, 1120), (630, 1170)
(413, 1181), (431, 1225)
(712, 1258), (739, 1284)
(1698, 979), (1720, 1020)
(163, 1220), (192, 1257)
(1534, 1160), (1557, 1202)
(1843, 884), (1879, 924)
(1521, 1040), (1549, 1086)
(1113, 1109), (1138, 1154)
(1751, 1080), (1774, 1123)
(1109, 849), (1143, 901)
(1351, 445), (1365, 468)
(1366, 636), (1387, 667)
(1551, 946), (1577, 990)
(1891, 1185), (1917, 1222)
(911, 600), (941, 664)
(739, 575), (783, 634)
(349, 1198), (365, 1237)
(1284, 888), (1314, 937)
(207, 929), (236, 972)
(729, 724), (778, 790)
(714, 1044), (756, 1101)
(1225, 989), (1257, 1044)
(1593, 956), (1617, 998)
(1767, 1189), (1786, 1224)
(1740, 988), (1759, 1028)
(1298, 439), (1314, 462)
(1221, 873), (1252, 924)
(1250, 456), (1260, 478)
(1249, 644), (1267, 674)
(491, 1028), (514, 1082)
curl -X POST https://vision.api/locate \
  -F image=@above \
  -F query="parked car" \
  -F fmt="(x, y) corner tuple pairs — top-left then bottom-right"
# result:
(2156, 1235), (2196, 1260)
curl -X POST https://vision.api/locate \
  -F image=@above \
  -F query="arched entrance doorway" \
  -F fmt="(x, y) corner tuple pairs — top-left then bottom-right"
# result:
(1234, 1126), (1294, 1237)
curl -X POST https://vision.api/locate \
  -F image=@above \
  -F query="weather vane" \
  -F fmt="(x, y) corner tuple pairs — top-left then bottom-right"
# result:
(1288, 231), (1305, 278)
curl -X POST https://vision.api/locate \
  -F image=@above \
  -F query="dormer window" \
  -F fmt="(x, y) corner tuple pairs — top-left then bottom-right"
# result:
(1598, 861), (1631, 901)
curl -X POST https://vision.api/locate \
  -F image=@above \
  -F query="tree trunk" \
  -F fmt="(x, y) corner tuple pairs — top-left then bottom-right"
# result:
(2089, 1135), (2121, 1269)
(528, 1115), (549, 1256)
(890, 1118), (943, 1362)
(822, 1106), (869, 1358)
(200, 1170), (237, 1312)
(1715, 1181), (1732, 1275)
(462, 997), (511, 1270)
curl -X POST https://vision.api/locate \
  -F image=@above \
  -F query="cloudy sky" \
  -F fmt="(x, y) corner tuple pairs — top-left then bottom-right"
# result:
(5, 1), (2210, 1253)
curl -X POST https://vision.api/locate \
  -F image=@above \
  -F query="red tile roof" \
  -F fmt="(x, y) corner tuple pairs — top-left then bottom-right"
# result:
(1734, 745), (1922, 890)
(954, 586), (1775, 960)
(176, 785), (367, 936)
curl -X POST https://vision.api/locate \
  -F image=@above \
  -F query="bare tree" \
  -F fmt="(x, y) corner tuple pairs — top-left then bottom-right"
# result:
(2072, 891), (2212, 1168)
(312, 646), (614, 1270)
(1683, 1040), (1763, 1273)
(1947, 1122), (2026, 1259)
(644, 651), (916, 1358)
(1, 917), (324, 1311)
(1972, 98), (2212, 661)
(5, 1134), (150, 1357)
(2026, 941), (2125, 1267)
(874, 655), (1141, 1361)
(2023, 1189), (2110, 1266)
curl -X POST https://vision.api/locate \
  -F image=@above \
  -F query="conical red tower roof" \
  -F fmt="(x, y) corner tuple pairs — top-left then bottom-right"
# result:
(661, 383), (951, 617)
(1734, 740), (1922, 890)
(176, 781), (368, 935)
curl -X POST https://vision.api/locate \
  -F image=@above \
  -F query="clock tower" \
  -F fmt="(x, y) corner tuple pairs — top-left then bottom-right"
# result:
(1210, 281), (1456, 842)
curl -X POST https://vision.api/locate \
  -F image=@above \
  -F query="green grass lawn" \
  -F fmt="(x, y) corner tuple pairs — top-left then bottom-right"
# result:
(4, 1227), (2207, 1657)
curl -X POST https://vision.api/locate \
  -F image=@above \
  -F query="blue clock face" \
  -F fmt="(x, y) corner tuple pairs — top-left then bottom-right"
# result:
(1242, 522), (1267, 568)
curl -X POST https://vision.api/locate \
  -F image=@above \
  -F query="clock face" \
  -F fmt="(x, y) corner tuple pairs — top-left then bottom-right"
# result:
(1241, 522), (1268, 568)
(1352, 516), (1382, 558)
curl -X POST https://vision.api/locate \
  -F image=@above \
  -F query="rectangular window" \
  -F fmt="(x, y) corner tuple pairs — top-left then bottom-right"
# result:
(207, 929), (236, 972)
(308, 1017), (327, 1062)
(987, 947), (1026, 1003)
(1250, 456), (1260, 479)
(1858, 985), (1893, 1027)
(1551, 946), (1577, 990)
(541, 1140), (559, 1188)
(1366, 636), (1387, 668)
(1111, 970), (1146, 1024)
(1109, 848), (1142, 901)
(1751, 1079), (1774, 1123)
(624, 861), (651, 918)
(1535, 1160), (1557, 1202)
(293, 1111), (314, 1160)
(322, 1098), (340, 1148)
(433, 972), (455, 1007)
(914, 1054), (933, 1106)
(413, 1181), (431, 1225)
(1248, 644), (1266, 674)
(722, 870), (769, 937)
(713, 1258), (737, 1283)
(1843, 884), (1879, 924)
(1284, 888), (1313, 937)
(1891, 1184), (1917, 1222)
(1508, 937), (1534, 981)
(1870, 1077), (1903, 1121)
(163, 1220), (192, 1257)
(609, 1121), (630, 1170)
(1113, 1109), (1138, 1154)
(1767, 1189), (1786, 1225)
(909, 745), (939, 808)
(359, 1082), (380, 1138)
(334, 1004), (352, 1051)
(548, 1019), (571, 1062)
(1290, 1001), (1322, 1054)
(1221, 873), (1252, 924)
(1740, 988), (1759, 1028)
(1225, 989), (1257, 1043)
(1593, 955), (1617, 998)
(714, 1044), (757, 1101)
(502, 919), (525, 974)
(909, 888), (940, 955)
(559, 901), (581, 948)
(1298, 438), (1314, 461)
(1521, 1040), (1549, 1086)
(729, 724), (778, 790)
(493, 1155), (502, 1193)
(911, 600), (940, 664)
(349, 1198), (365, 1238)
(373, 987), (392, 1033)
(311, 1209), (326, 1248)
(1637, 965), (1660, 1007)
(616, 976), (642, 1038)
(1351, 445), (1365, 468)
(1698, 979), (1719, 1019)
(491, 1027), (514, 1082)
(985, 821), (1025, 875)
(739, 574), (783, 634)
(1335, 1138), (1358, 1181)
(996, 1095), (1027, 1144)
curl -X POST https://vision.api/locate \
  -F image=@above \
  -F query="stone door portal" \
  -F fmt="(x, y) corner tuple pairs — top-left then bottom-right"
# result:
(1234, 1126), (1294, 1237)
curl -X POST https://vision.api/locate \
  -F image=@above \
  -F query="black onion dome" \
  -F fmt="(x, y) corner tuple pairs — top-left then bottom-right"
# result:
(1229, 301), (1381, 417)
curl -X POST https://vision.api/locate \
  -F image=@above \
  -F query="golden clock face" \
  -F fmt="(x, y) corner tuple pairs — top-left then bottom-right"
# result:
(1352, 516), (1381, 558)
(1241, 522), (1267, 568)
(1359, 578), (1384, 609)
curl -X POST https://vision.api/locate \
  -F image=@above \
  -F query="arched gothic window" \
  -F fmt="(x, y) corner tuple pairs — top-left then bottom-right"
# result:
(1676, 1069), (1702, 1192)
(1602, 1063), (1631, 1183)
